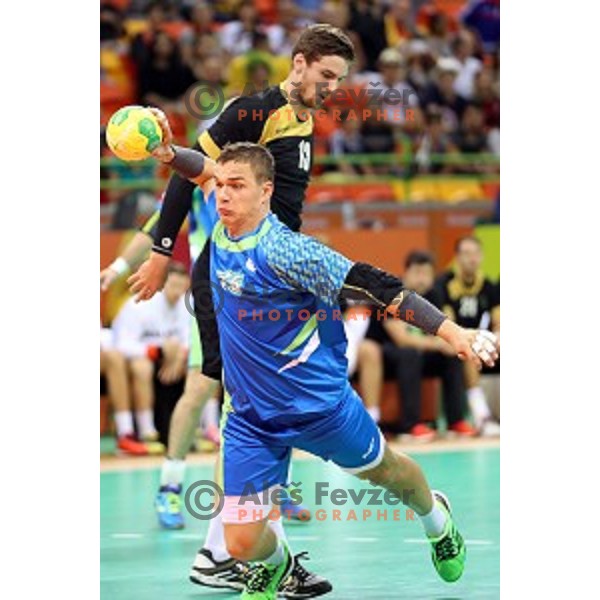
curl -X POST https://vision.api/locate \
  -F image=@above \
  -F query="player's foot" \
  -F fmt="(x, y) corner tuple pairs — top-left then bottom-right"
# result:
(142, 431), (166, 455)
(280, 551), (333, 599)
(241, 541), (294, 599)
(116, 434), (148, 456)
(447, 420), (476, 438)
(399, 423), (437, 444)
(479, 419), (500, 438)
(189, 548), (248, 591)
(155, 484), (184, 529)
(428, 491), (466, 583)
(280, 498), (311, 522)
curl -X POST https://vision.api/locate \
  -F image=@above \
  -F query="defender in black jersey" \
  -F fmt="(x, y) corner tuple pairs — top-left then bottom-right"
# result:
(127, 24), (356, 598)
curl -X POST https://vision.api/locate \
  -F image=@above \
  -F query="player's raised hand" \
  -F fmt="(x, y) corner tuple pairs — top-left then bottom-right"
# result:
(437, 320), (499, 370)
(146, 107), (175, 162)
(127, 253), (170, 302)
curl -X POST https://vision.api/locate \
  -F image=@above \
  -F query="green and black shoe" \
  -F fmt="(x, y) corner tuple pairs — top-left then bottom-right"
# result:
(241, 541), (295, 600)
(429, 491), (466, 583)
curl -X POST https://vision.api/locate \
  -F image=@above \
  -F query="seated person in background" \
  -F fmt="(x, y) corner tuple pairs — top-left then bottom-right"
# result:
(437, 236), (500, 437)
(361, 251), (475, 442)
(328, 110), (375, 177)
(112, 262), (191, 453)
(100, 328), (148, 456)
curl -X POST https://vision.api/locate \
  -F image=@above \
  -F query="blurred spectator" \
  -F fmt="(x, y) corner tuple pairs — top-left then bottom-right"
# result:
(130, 0), (170, 67)
(472, 66), (500, 154)
(218, 0), (261, 55)
(112, 262), (191, 451)
(405, 39), (437, 98)
(451, 103), (490, 159)
(437, 236), (500, 436)
(415, 106), (459, 174)
(450, 29), (483, 99)
(361, 251), (475, 441)
(329, 110), (375, 176)
(226, 31), (290, 96)
(383, 0), (416, 49)
(138, 30), (196, 109)
(365, 48), (419, 130)
(348, 0), (387, 72)
(417, 5), (452, 57)
(180, 1), (217, 64)
(360, 104), (396, 172)
(461, 0), (500, 54)
(100, 330), (149, 456)
(266, 0), (305, 56)
(421, 56), (467, 132)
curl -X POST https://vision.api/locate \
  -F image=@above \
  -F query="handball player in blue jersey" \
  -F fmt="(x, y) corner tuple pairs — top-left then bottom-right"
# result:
(130, 112), (499, 600)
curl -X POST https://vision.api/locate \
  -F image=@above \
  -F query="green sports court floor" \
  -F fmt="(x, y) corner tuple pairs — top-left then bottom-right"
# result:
(101, 445), (499, 599)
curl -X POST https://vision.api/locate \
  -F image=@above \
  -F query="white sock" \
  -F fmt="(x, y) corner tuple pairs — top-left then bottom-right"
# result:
(114, 411), (134, 438)
(264, 539), (284, 566)
(419, 493), (448, 537)
(201, 398), (220, 430)
(204, 512), (230, 561)
(367, 406), (380, 423)
(160, 458), (186, 488)
(269, 516), (287, 542)
(467, 387), (491, 429)
(135, 409), (156, 438)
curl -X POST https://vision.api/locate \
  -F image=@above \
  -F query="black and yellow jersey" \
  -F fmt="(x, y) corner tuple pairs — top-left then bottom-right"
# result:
(198, 84), (313, 232)
(146, 83), (314, 255)
(436, 270), (500, 330)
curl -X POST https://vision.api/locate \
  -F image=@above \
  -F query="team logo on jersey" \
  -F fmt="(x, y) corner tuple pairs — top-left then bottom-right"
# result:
(216, 269), (245, 296)
(245, 258), (257, 272)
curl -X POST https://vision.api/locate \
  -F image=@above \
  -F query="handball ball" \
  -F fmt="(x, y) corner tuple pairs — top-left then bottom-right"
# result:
(105, 105), (163, 161)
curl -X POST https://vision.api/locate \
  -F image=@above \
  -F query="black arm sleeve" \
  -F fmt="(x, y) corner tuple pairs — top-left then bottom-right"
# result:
(340, 262), (447, 335)
(151, 141), (202, 256)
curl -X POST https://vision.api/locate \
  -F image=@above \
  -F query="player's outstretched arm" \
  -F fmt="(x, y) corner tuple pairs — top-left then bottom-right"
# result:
(340, 262), (499, 369)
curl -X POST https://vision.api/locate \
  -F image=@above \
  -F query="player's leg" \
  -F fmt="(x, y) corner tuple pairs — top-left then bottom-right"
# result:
(302, 385), (466, 583)
(190, 410), (332, 598)
(219, 418), (294, 600)
(100, 349), (147, 455)
(356, 339), (383, 424)
(464, 361), (498, 435)
(129, 356), (164, 454)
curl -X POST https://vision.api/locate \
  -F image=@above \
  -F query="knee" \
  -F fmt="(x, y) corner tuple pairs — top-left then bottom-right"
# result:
(104, 349), (126, 370)
(129, 357), (154, 380)
(224, 526), (260, 562)
(358, 339), (382, 364)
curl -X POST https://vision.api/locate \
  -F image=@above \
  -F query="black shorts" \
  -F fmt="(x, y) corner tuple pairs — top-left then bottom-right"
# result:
(191, 240), (222, 381)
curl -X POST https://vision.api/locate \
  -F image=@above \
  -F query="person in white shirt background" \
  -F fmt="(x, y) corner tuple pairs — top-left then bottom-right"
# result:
(112, 261), (191, 453)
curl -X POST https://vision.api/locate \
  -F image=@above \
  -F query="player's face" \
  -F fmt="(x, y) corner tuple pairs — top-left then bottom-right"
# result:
(293, 53), (349, 109)
(456, 241), (482, 278)
(163, 272), (190, 305)
(215, 161), (273, 233)
(403, 263), (435, 296)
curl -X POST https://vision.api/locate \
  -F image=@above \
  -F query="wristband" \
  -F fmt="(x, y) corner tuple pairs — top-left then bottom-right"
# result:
(109, 257), (130, 276)
(393, 291), (447, 335)
(169, 146), (206, 180)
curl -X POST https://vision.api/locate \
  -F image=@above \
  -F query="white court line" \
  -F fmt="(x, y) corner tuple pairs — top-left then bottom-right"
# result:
(170, 533), (204, 540)
(345, 537), (380, 542)
(111, 533), (144, 539)
(404, 538), (494, 545)
(288, 536), (321, 542)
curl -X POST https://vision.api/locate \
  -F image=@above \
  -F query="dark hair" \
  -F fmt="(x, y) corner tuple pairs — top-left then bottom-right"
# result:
(454, 235), (482, 254)
(217, 142), (275, 184)
(292, 23), (355, 65)
(405, 250), (435, 270)
(167, 261), (189, 277)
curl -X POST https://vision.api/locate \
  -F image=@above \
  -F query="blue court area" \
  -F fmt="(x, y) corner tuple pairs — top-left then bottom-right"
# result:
(101, 446), (499, 599)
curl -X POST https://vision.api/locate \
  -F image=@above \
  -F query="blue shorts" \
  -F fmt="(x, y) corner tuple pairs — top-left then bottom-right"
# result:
(220, 384), (384, 496)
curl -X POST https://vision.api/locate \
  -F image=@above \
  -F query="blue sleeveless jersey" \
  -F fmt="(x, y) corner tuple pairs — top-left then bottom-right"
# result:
(206, 202), (354, 431)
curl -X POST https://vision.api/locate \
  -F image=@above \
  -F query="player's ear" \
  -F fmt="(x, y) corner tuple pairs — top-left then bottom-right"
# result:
(293, 53), (307, 75)
(261, 180), (274, 202)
